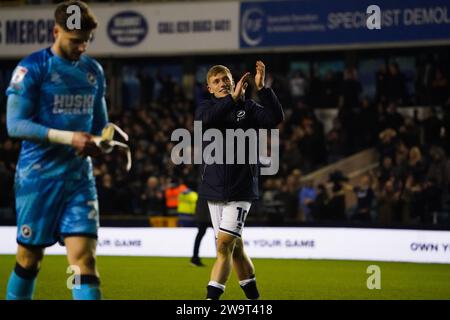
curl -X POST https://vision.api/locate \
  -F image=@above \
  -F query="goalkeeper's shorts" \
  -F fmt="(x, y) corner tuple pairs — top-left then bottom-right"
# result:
(15, 177), (99, 247)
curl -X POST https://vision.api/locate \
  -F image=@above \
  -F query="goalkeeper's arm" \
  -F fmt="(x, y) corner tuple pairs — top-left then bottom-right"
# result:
(7, 94), (50, 142)
(6, 94), (101, 156)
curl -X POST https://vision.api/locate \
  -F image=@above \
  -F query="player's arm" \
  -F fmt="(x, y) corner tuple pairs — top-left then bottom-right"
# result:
(6, 94), (49, 142)
(6, 59), (101, 156)
(91, 96), (108, 136)
(252, 87), (284, 127)
(196, 72), (251, 126)
(91, 63), (109, 136)
(251, 61), (284, 128)
(6, 94), (101, 157)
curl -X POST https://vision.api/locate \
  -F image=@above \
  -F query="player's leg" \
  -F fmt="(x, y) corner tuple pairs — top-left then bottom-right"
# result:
(206, 201), (250, 300)
(65, 236), (101, 300)
(233, 238), (260, 300)
(206, 201), (228, 299)
(191, 222), (208, 266)
(225, 201), (259, 299)
(59, 178), (101, 300)
(6, 244), (44, 300)
(232, 238), (254, 278)
(207, 231), (237, 299)
(6, 178), (64, 300)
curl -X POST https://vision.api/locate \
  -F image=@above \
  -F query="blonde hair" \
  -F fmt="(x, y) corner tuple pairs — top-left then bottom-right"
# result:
(206, 65), (232, 84)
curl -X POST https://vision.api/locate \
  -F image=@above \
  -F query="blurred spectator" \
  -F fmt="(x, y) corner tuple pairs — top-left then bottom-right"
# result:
(141, 176), (164, 216)
(354, 98), (378, 149)
(378, 156), (394, 185)
(398, 116), (420, 148)
(424, 176), (444, 224)
(375, 63), (388, 104)
(378, 178), (402, 225)
(394, 141), (409, 172)
(427, 147), (449, 192)
(308, 68), (322, 107)
(164, 178), (188, 216)
(378, 128), (398, 164)
(425, 146), (448, 214)
(310, 183), (329, 221)
(430, 68), (449, 106)
(326, 171), (348, 221)
(262, 179), (287, 224)
(326, 118), (347, 162)
(177, 186), (198, 227)
(338, 67), (362, 152)
(322, 70), (339, 108)
(351, 175), (375, 222)
(281, 141), (302, 175)
(443, 96), (450, 156)
(403, 173), (426, 224)
(387, 62), (406, 105)
(298, 116), (327, 173)
(137, 71), (155, 108)
(279, 171), (302, 221)
(289, 70), (307, 106)
(190, 197), (210, 267)
(422, 107), (444, 147)
(97, 174), (119, 215)
(299, 179), (316, 222)
(384, 103), (404, 132)
(406, 146), (427, 184)
(340, 67), (362, 110)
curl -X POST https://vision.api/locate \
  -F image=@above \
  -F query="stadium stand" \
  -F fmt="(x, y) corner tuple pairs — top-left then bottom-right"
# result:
(2, 51), (449, 228)
(1, 1), (450, 229)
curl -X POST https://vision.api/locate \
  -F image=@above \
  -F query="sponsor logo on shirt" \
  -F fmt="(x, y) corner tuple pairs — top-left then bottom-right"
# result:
(236, 110), (246, 121)
(52, 94), (95, 114)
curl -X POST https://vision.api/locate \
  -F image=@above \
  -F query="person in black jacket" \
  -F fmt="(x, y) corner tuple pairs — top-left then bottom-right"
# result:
(190, 197), (211, 267)
(195, 61), (284, 300)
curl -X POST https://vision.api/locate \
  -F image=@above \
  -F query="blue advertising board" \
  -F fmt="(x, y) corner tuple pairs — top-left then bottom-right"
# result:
(240, 0), (450, 49)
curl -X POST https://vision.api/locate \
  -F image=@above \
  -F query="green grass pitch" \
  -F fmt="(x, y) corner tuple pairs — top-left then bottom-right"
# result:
(1, 255), (449, 300)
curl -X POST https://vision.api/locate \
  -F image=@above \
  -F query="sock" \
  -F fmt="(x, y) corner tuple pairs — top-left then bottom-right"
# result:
(72, 275), (102, 300)
(239, 276), (260, 300)
(6, 263), (39, 300)
(206, 281), (225, 300)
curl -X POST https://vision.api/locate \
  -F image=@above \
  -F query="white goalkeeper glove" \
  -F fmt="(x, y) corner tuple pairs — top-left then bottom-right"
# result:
(92, 123), (132, 171)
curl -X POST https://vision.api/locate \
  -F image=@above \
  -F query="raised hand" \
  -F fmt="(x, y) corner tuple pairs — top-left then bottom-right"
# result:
(255, 60), (265, 90)
(232, 72), (251, 102)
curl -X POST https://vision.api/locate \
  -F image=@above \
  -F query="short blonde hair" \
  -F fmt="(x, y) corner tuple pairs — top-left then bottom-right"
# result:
(206, 65), (232, 84)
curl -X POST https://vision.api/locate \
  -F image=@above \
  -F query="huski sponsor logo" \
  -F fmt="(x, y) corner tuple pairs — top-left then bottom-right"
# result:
(53, 94), (94, 114)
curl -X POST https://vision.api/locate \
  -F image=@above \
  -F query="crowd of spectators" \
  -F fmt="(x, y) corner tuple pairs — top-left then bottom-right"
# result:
(1, 54), (450, 227)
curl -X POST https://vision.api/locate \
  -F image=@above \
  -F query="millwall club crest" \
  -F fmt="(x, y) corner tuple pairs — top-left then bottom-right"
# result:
(237, 110), (246, 122)
(21, 225), (32, 238)
(87, 72), (97, 86)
